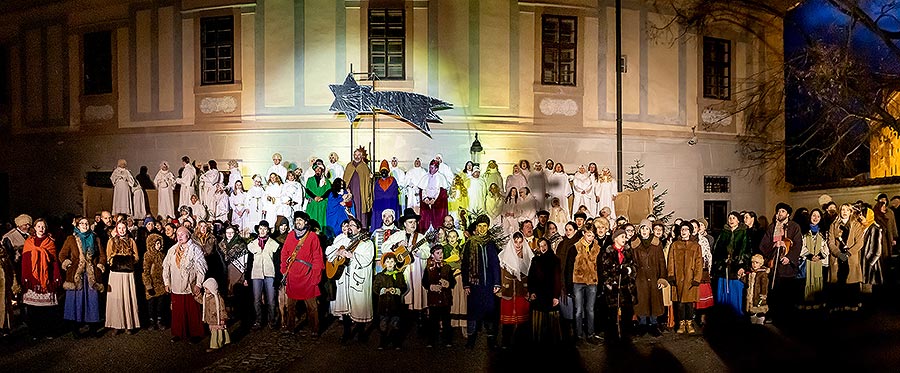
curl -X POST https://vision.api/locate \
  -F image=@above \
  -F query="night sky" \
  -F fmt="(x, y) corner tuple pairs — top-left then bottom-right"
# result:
(784, 0), (900, 186)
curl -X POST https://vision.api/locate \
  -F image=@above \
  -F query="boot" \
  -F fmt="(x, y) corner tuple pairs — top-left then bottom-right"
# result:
(686, 320), (696, 335)
(677, 320), (686, 334)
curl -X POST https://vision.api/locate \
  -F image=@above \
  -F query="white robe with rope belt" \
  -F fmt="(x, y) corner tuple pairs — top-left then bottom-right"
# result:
(326, 234), (374, 322)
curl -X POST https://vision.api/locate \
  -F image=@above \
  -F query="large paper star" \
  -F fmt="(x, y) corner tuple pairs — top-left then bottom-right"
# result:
(329, 74), (452, 137)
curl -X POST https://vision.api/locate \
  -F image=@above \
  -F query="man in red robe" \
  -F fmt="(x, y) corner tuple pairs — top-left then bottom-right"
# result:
(280, 211), (324, 336)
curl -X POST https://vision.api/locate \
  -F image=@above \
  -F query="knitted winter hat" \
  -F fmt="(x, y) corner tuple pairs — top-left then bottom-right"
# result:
(14, 214), (32, 227)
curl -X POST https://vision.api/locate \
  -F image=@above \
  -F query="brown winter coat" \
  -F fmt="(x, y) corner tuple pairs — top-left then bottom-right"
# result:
(744, 267), (769, 314)
(142, 234), (166, 299)
(828, 218), (865, 284)
(632, 236), (666, 317)
(571, 239), (601, 285)
(59, 235), (106, 292)
(667, 239), (703, 303)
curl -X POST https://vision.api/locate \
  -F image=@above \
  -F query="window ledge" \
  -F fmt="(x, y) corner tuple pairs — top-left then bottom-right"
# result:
(195, 82), (243, 94)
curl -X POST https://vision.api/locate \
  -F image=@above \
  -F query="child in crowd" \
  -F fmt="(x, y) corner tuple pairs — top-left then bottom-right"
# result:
(744, 254), (769, 324)
(200, 278), (230, 352)
(143, 234), (168, 330)
(373, 252), (408, 350)
(422, 244), (456, 347)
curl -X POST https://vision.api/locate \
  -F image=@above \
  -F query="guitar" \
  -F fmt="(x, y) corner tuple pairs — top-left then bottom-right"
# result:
(325, 233), (368, 279)
(392, 231), (436, 271)
(768, 237), (793, 289)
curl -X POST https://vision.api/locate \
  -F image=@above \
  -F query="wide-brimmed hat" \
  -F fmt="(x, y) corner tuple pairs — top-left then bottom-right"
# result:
(254, 220), (271, 233)
(398, 208), (420, 224)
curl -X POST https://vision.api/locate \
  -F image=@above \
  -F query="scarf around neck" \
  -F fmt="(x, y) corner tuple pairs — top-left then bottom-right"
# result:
(74, 228), (97, 256)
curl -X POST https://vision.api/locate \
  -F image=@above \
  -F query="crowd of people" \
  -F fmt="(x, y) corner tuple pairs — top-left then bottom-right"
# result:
(0, 150), (897, 352)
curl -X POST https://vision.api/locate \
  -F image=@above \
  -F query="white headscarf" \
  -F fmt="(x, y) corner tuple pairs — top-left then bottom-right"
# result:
(498, 235), (534, 281)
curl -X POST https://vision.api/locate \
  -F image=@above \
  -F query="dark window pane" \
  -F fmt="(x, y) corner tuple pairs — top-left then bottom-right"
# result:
(83, 30), (113, 95)
(541, 15), (577, 86)
(369, 8), (405, 80)
(200, 15), (235, 85)
(702, 37), (730, 100)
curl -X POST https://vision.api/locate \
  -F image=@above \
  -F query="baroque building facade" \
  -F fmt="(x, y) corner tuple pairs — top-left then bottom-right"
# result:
(0, 0), (785, 223)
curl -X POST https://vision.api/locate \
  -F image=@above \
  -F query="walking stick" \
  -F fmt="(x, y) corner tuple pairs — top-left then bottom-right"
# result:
(616, 271), (622, 339)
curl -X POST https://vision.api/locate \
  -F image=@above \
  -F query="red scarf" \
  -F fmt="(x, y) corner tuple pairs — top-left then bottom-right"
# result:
(25, 235), (56, 289)
(614, 243), (625, 264)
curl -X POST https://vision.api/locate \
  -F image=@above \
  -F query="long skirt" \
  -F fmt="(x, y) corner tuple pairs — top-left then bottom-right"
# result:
(450, 273), (467, 329)
(714, 277), (744, 316)
(171, 293), (205, 338)
(64, 276), (101, 323)
(105, 271), (140, 329)
(531, 309), (561, 344)
(500, 296), (530, 325)
(696, 283), (714, 310)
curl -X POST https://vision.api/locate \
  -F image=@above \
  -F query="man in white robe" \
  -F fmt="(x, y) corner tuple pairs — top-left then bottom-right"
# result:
(201, 160), (223, 212)
(176, 156), (197, 209)
(111, 159), (135, 216)
(468, 166), (487, 212)
(266, 153), (288, 182)
(389, 157), (407, 208)
(326, 152), (345, 183)
(528, 161), (549, 210)
(405, 158), (427, 213)
(326, 218), (374, 341)
(434, 154), (454, 185)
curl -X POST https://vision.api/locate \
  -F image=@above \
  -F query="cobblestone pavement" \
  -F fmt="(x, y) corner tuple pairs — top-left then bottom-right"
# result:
(4, 287), (900, 373)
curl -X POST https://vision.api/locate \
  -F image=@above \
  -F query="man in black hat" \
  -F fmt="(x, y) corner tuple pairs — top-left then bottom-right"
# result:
(382, 208), (431, 314)
(759, 202), (803, 324)
(461, 214), (501, 349)
(245, 220), (281, 329)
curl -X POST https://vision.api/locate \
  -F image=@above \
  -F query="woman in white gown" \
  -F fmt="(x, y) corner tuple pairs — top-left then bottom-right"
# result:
(282, 171), (306, 224)
(572, 165), (595, 217)
(485, 182), (504, 224)
(263, 173), (288, 224)
(595, 167), (617, 217)
(154, 161), (176, 219)
(229, 180), (250, 236)
(502, 187), (521, 234)
(226, 160), (242, 193)
(111, 159), (135, 216)
(212, 183), (230, 222)
(246, 175), (266, 226)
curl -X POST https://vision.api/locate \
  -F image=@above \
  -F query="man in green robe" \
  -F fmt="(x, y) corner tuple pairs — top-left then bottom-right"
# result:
(305, 160), (332, 229)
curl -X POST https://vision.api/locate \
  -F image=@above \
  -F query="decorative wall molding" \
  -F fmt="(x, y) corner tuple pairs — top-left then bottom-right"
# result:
(701, 108), (732, 127)
(539, 98), (578, 117)
(84, 105), (115, 122)
(199, 96), (238, 114)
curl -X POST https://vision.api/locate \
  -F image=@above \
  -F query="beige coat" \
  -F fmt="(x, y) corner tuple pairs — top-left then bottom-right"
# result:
(667, 239), (703, 303)
(828, 219), (865, 284)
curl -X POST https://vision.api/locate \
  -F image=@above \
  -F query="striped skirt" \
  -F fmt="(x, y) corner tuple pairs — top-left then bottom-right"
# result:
(500, 297), (530, 325)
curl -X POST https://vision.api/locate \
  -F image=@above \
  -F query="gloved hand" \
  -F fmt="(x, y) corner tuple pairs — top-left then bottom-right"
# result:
(620, 266), (632, 276)
(657, 279), (669, 289)
(838, 252), (849, 262)
(147, 289), (156, 297)
(690, 281), (700, 287)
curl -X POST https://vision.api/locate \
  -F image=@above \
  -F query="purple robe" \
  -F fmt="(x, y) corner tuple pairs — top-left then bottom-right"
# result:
(348, 171), (365, 225)
(371, 177), (401, 232)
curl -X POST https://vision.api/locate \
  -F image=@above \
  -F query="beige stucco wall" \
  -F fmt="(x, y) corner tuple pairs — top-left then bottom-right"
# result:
(0, 0), (783, 221)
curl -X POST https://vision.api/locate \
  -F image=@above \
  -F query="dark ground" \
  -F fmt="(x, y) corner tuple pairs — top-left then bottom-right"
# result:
(2, 284), (899, 373)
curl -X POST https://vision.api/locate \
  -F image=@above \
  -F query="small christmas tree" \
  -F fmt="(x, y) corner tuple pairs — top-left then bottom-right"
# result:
(624, 159), (674, 222)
